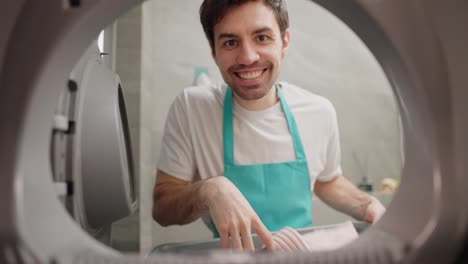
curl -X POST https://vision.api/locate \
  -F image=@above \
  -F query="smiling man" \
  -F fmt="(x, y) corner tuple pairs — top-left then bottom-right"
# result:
(152, 0), (385, 251)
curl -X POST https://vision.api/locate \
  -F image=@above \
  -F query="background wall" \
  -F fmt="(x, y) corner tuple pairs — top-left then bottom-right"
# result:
(114, 0), (403, 253)
(106, 6), (142, 252)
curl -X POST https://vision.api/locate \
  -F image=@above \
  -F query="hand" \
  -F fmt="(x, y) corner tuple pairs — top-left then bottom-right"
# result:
(363, 196), (386, 223)
(201, 176), (273, 251)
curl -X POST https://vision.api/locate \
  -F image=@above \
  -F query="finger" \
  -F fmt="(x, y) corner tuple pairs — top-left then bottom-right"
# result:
(230, 228), (242, 250)
(219, 231), (230, 249)
(240, 224), (255, 251)
(252, 218), (273, 251)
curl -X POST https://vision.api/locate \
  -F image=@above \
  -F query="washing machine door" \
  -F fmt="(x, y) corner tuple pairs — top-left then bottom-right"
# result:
(0, 0), (468, 263)
(51, 42), (137, 233)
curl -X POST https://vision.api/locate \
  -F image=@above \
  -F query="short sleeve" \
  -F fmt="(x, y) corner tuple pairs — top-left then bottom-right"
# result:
(157, 94), (196, 181)
(317, 104), (343, 182)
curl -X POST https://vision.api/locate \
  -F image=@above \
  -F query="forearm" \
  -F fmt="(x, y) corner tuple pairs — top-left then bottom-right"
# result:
(153, 173), (213, 226)
(314, 175), (374, 221)
(153, 173), (274, 250)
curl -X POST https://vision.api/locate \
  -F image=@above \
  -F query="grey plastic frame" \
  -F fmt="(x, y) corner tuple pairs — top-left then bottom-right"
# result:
(1, 0), (467, 263)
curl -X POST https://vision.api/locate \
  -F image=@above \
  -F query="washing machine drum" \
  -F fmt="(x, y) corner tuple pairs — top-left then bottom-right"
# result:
(0, 0), (467, 263)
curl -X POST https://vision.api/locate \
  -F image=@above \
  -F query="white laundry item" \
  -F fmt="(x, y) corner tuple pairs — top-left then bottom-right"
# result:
(270, 221), (358, 252)
(272, 227), (310, 252)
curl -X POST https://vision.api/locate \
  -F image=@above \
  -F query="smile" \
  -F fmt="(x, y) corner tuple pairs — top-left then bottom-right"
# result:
(235, 69), (266, 80)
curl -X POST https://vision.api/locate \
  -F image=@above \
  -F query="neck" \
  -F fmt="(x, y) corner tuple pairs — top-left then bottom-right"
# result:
(233, 85), (278, 111)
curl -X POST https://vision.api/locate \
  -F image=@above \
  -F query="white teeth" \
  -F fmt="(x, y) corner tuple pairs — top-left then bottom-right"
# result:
(238, 70), (263, 80)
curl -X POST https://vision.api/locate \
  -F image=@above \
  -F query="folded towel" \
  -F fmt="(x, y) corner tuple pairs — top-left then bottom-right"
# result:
(270, 221), (359, 252)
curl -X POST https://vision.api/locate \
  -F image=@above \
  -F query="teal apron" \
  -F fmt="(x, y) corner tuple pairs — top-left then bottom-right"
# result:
(210, 84), (313, 237)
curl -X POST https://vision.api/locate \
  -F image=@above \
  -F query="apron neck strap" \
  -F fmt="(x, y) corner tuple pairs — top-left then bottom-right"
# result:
(223, 84), (306, 166)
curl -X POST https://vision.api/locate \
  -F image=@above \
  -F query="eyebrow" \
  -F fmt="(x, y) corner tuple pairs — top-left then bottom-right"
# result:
(218, 33), (238, 41)
(253, 27), (274, 35)
(217, 27), (275, 41)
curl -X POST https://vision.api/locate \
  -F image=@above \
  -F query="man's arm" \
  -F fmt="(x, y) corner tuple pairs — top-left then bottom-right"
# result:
(152, 170), (209, 226)
(152, 170), (273, 251)
(314, 175), (385, 223)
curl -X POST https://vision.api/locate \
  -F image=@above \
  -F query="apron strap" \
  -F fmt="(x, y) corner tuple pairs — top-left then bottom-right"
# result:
(223, 88), (235, 166)
(276, 85), (307, 161)
(223, 84), (307, 166)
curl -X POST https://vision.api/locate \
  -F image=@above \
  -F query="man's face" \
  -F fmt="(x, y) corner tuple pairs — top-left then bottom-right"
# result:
(212, 1), (290, 101)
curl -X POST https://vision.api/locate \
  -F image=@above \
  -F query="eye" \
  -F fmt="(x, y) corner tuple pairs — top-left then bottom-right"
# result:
(257, 35), (270, 43)
(223, 39), (238, 48)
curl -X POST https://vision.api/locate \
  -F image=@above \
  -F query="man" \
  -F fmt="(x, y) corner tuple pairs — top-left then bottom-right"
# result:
(152, 0), (385, 251)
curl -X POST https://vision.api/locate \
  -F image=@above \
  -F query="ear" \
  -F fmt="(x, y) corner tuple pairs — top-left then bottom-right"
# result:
(281, 29), (290, 58)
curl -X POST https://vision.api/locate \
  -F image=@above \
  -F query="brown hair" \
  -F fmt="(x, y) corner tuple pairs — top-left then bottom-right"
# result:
(199, 0), (289, 53)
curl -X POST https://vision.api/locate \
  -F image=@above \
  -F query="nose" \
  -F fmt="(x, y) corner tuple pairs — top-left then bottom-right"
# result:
(236, 42), (260, 65)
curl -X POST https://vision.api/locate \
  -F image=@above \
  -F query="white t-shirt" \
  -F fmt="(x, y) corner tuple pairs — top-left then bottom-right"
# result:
(158, 82), (342, 187)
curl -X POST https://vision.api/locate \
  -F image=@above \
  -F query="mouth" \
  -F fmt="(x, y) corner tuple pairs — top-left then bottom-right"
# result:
(234, 68), (268, 81)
